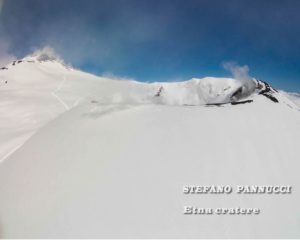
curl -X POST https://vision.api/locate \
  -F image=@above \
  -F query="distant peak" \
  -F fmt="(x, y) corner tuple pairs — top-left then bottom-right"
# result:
(23, 46), (64, 63)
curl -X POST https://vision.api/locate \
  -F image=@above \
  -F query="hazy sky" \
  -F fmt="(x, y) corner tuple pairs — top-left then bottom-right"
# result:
(0, 0), (300, 91)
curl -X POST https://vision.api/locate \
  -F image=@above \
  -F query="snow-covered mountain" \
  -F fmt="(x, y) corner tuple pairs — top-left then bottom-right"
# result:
(0, 50), (300, 238)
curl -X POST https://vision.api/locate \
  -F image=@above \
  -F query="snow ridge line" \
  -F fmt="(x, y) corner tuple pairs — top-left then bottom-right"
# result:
(51, 74), (70, 110)
(0, 143), (25, 163)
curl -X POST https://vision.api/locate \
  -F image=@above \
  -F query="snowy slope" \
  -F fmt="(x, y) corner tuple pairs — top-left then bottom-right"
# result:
(0, 50), (266, 163)
(0, 53), (152, 162)
(0, 96), (300, 238)
(280, 91), (300, 108)
(0, 50), (300, 238)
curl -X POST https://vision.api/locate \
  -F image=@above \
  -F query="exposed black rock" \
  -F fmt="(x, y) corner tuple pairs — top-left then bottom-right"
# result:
(257, 80), (279, 103)
(206, 99), (254, 107)
(155, 86), (163, 97)
(205, 102), (227, 107)
(231, 100), (253, 105)
(230, 86), (243, 101)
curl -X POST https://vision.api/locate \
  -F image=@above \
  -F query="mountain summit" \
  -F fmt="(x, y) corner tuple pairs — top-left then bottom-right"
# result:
(22, 46), (65, 63)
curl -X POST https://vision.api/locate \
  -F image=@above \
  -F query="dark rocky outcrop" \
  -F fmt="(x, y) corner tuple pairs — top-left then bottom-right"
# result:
(155, 86), (163, 97)
(231, 100), (253, 105)
(257, 80), (279, 103)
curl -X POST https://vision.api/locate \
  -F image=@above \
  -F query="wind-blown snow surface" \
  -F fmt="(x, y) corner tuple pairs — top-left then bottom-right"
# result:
(0, 55), (256, 163)
(0, 55), (300, 238)
(281, 91), (300, 108)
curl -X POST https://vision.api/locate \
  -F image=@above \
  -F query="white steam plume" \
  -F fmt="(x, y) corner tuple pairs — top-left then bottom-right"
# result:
(30, 46), (63, 62)
(223, 61), (256, 99)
